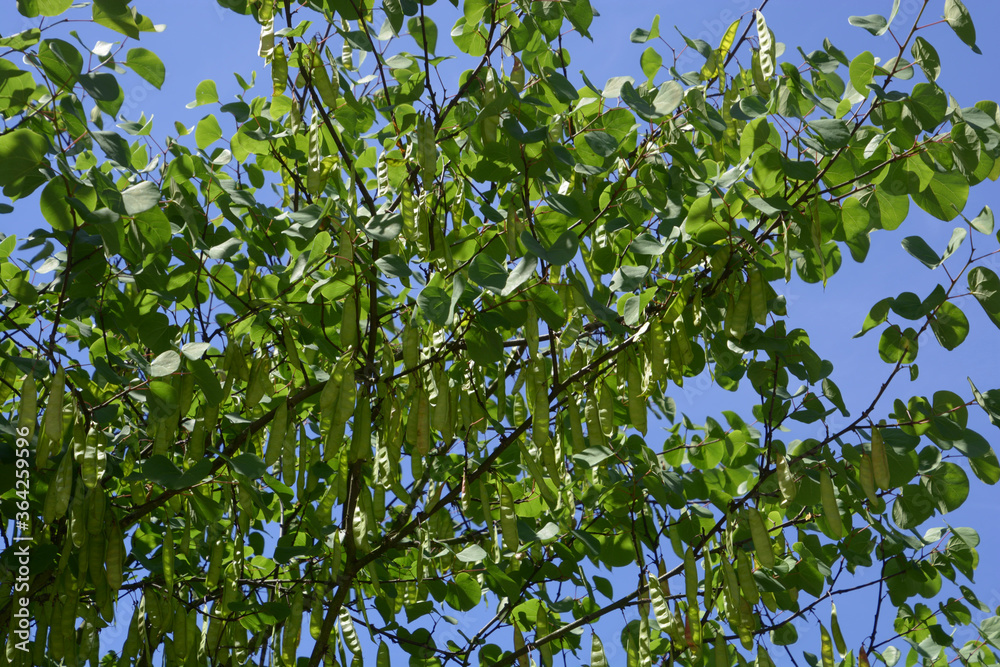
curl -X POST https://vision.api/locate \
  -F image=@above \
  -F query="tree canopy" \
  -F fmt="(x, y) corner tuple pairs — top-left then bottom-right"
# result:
(2, 1), (1000, 666)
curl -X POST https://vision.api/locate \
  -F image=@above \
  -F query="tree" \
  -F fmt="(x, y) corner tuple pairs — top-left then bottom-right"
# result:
(2, 0), (1000, 665)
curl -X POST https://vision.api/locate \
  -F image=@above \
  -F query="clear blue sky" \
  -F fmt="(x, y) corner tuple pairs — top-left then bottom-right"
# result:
(2, 0), (999, 663)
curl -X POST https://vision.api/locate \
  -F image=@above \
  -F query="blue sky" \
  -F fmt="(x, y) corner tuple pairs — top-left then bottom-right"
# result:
(2, 0), (1000, 663)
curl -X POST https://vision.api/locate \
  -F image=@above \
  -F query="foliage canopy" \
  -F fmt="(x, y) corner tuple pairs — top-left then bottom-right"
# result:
(2, 0), (1000, 666)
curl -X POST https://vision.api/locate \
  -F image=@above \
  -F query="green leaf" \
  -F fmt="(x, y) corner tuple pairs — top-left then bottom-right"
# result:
(809, 118), (850, 149)
(363, 210), (403, 242)
(640, 47), (662, 80)
(892, 484), (935, 529)
(149, 350), (181, 377)
(908, 83), (948, 130)
(92, 130), (131, 167)
(445, 573), (481, 612)
(878, 325), (918, 364)
(195, 114), (223, 150)
(17, 0), (72, 17)
(911, 37), (940, 82)
(407, 16), (438, 53)
(911, 170), (968, 221)
(416, 285), (452, 327)
(455, 544), (487, 563)
(469, 254), (508, 294)
(967, 267), (1000, 330)
(848, 51), (875, 95)
(0, 129), (48, 197)
(630, 15), (660, 43)
(848, 14), (888, 36)
(968, 378), (1000, 431)
(922, 462), (969, 513)
(944, 0), (981, 54)
(969, 206), (994, 235)
(502, 256), (537, 296)
(928, 302), (968, 351)
(187, 79), (219, 108)
(970, 449), (999, 485)
(92, 0), (140, 39)
(5, 273), (38, 305)
(126, 47), (165, 89)
(121, 181), (161, 216)
(584, 131), (618, 158)
(900, 236), (941, 269)
(0, 28), (40, 50)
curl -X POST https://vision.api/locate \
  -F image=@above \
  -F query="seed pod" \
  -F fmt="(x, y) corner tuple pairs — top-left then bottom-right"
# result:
(566, 396), (585, 454)
(819, 623), (834, 667)
(69, 490), (87, 549)
(480, 68), (499, 144)
(859, 647), (872, 667)
(341, 34), (353, 71)
(495, 361), (507, 423)
(638, 608), (652, 667)
(43, 365), (65, 451)
(591, 633), (609, 667)
(329, 361), (355, 449)
(339, 606), (362, 655)
(351, 397), (372, 462)
(859, 453), (879, 505)
(81, 431), (106, 490)
(703, 550), (715, 607)
(271, 42), (287, 95)
(684, 546), (698, 610)
(748, 268), (769, 325)
(87, 486), (108, 535)
(478, 478), (493, 526)
(626, 352), (647, 435)
(177, 370), (196, 417)
(525, 302), (539, 358)
(514, 625), (528, 667)
(714, 633), (728, 667)
(264, 399), (288, 466)
(162, 523), (175, 590)
(774, 453), (796, 505)
(648, 574), (673, 635)
(44, 449), (74, 523)
(685, 604), (702, 651)
(830, 603), (847, 657)
(105, 522), (124, 591)
(584, 388), (605, 448)
(871, 427), (890, 490)
(598, 381), (614, 438)
(648, 320), (666, 382)
(244, 355), (271, 409)
(533, 363), (551, 453)
(724, 282), (752, 340)
(319, 372), (340, 419)
(312, 55), (339, 109)
(206, 537), (224, 590)
(17, 368), (37, 444)
(415, 385), (430, 456)
(747, 507), (774, 569)
(377, 640), (391, 667)
(736, 596), (754, 649)
(499, 484), (518, 553)
(820, 468), (844, 539)
(721, 554), (740, 606)
(88, 534), (106, 590)
(416, 113), (437, 186)
(431, 368), (450, 433)
(736, 549), (759, 605)
(757, 646), (775, 667)
(341, 291), (358, 349)
(537, 606), (553, 667)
